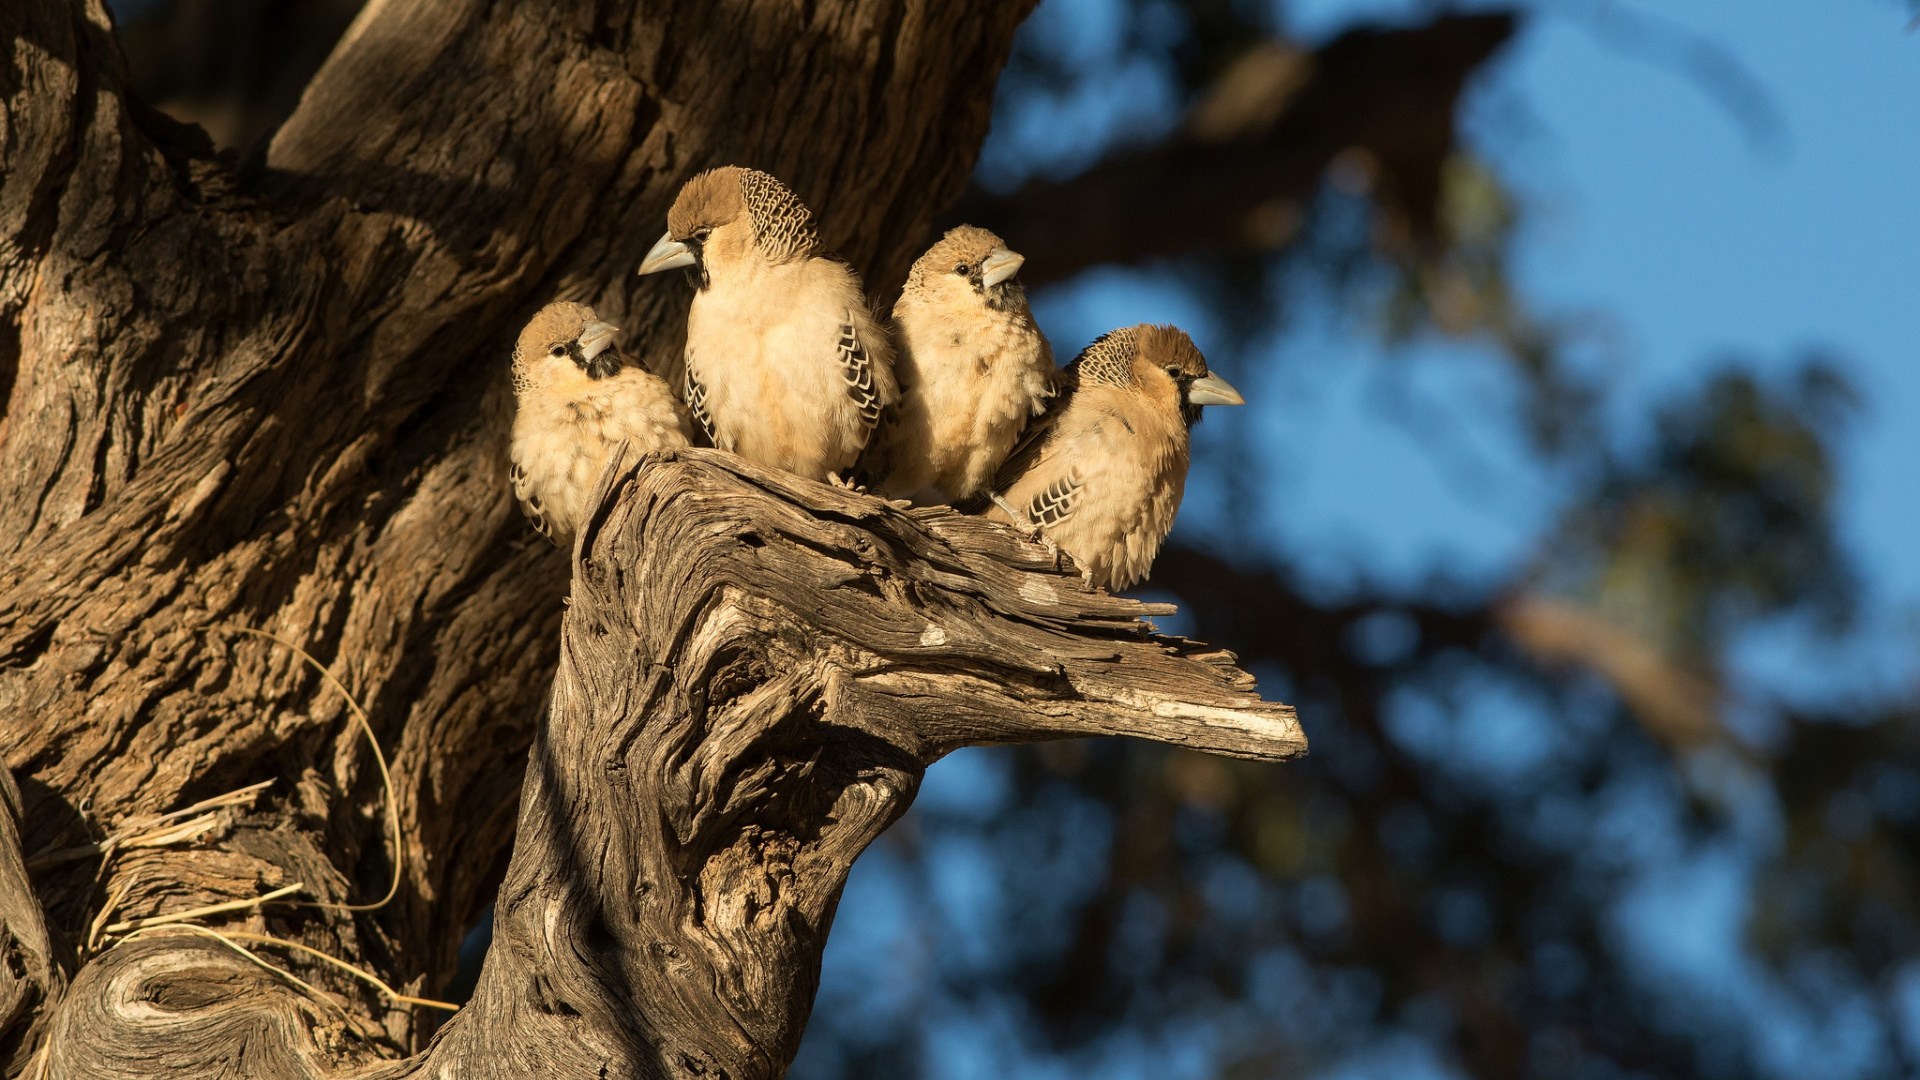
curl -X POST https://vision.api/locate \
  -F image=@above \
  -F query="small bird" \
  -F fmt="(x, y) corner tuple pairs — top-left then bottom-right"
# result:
(636, 166), (896, 485)
(877, 225), (1055, 504)
(509, 301), (692, 547)
(973, 324), (1244, 591)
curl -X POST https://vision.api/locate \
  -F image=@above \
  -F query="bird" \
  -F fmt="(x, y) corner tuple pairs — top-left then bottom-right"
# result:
(636, 166), (896, 485)
(508, 301), (692, 547)
(970, 324), (1244, 591)
(875, 225), (1055, 505)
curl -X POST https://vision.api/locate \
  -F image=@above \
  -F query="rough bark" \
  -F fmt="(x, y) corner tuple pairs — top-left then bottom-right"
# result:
(20, 449), (1301, 1078)
(0, 0), (1304, 1076)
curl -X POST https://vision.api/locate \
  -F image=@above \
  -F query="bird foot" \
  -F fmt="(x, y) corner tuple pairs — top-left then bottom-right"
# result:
(1044, 536), (1068, 573)
(826, 471), (870, 495)
(989, 493), (1062, 570)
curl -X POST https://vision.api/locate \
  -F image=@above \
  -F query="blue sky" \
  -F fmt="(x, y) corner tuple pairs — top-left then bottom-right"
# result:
(1267, 0), (1920, 696)
(1012, 0), (1920, 701)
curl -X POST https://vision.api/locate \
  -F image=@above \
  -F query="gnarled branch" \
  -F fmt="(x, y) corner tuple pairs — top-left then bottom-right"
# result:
(40, 450), (1300, 1079)
(2, 0), (1038, 1049)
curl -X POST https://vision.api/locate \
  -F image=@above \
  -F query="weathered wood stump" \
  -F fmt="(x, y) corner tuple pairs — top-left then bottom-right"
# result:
(5, 449), (1300, 1079)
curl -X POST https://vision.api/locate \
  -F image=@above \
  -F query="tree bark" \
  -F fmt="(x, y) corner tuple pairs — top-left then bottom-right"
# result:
(0, 1), (1302, 1076)
(16, 448), (1302, 1078)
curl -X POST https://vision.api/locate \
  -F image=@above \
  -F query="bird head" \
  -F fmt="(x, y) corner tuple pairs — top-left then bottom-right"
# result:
(511, 301), (624, 391)
(638, 166), (820, 289)
(903, 225), (1029, 314)
(1078, 325), (1245, 427)
(1134, 325), (1243, 426)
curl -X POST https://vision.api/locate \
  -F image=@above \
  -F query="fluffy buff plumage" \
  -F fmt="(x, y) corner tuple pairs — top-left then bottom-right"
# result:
(980, 324), (1243, 590)
(640, 166), (896, 483)
(877, 225), (1055, 504)
(509, 301), (692, 547)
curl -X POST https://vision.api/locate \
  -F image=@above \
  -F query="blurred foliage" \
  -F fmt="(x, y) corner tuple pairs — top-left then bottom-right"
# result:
(98, 0), (1916, 1077)
(1548, 363), (1859, 663)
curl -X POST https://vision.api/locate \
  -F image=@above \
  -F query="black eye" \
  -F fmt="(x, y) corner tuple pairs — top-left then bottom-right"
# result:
(954, 263), (970, 276)
(692, 228), (712, 242)
(1165, 365), (1183, 379)
(551, 344), (569, 358)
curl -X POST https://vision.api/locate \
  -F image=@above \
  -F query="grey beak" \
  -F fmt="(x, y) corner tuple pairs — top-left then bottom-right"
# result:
(638, 231), (697, 276)
(980, 246), (1025, 288)
(578, 321), (620, 360)
(1186, 372), (1245, 407)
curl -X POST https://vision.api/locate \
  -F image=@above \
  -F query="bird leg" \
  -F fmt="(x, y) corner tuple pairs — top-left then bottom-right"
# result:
(990, 493), (1063, 571)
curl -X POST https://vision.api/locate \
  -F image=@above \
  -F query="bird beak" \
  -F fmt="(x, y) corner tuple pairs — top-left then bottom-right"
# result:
(637, 232), (697, 276)
(578, 321), (619, 360)
(980, 246), (1025, 288)
(1186, 373), (1245, 407)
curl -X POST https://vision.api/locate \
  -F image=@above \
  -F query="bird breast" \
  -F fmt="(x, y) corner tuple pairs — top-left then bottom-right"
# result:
(1015, 385), (1190, 590)
(686, 257), (887, 479)
(510, 373), (689, 543)
(892, 300), (1052, 499)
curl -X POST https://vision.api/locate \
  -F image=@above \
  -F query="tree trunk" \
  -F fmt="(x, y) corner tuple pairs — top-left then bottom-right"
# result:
(0, 1), (1303, 1076)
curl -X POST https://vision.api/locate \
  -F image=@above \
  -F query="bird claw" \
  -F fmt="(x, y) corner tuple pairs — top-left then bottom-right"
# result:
(1044, 535), (1068, 573)
(826, 471), (869, 495)
(989, 492), (1063, 570)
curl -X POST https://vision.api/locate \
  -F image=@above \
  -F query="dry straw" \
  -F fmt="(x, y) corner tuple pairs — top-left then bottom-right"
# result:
(89, 623), (459, 1013)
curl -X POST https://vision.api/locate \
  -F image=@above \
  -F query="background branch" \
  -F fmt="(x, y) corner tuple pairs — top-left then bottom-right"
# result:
(945, 13), (1518, 286)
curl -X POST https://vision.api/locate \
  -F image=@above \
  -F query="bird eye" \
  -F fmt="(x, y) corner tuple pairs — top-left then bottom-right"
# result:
(1165, 365), (1183, 379)
(692, 228), (712, 243)
(550, 344), (569, 358)
(954, 263), (970, 276)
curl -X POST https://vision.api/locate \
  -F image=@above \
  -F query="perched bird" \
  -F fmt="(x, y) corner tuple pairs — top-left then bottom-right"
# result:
(636, 166), (896, 484)
(973, 324), (1244, 591)
(877, 225), (1055, 504)
(509, 301), (692, 547)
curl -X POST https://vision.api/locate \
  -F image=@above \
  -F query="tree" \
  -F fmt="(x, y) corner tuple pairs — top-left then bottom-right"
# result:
(14, 1), (1907, 1078)
(0, 0), (1287, 1074)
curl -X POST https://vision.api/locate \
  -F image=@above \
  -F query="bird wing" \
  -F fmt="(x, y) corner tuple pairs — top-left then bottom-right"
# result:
(953, 366), (1079, 516)
(508, 459), (558, 546)
(846, 399), (898, 490)
(838, 309), (885, 445)
(684, 347), (718, 446)
(1025, 470), (1082, 526)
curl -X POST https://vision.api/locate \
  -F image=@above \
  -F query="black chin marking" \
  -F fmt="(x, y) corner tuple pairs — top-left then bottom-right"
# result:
(984, 279), (1026, 313)
(685, 238), (710, 291)
(570, 341), (622, 380)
